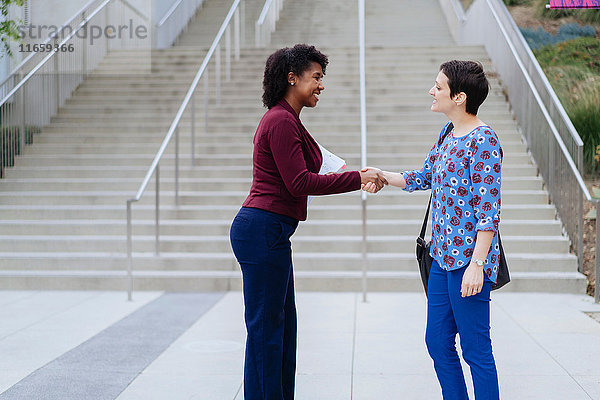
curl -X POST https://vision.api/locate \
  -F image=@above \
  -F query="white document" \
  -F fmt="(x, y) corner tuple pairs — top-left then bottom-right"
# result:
(307, 143), (347, 208)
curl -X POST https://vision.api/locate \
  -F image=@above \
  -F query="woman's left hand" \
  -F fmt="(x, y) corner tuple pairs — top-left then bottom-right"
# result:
(461, 262), (484, 297)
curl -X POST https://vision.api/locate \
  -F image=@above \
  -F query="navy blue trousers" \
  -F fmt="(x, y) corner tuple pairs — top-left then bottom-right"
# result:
(230, 207), (299, 400)
(426, 260), (500, 400)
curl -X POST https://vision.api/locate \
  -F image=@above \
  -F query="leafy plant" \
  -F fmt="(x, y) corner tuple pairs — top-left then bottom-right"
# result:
(503, 0), (533, 6)
(535, 38), (600, 174)
(535, 36), (600, 72)
(0, 0), (26, 58)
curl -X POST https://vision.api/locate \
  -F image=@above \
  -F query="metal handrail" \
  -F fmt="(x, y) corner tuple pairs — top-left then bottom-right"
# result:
(158, 0), (187, 26)
(126, 0), (244, 300)
(155, 0), (205, 49)
(443, 0), (599, 302)
(255, 0), (283, 47)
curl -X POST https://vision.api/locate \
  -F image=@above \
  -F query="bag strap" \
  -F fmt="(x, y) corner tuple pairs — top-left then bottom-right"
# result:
(418, 122), (454, 244)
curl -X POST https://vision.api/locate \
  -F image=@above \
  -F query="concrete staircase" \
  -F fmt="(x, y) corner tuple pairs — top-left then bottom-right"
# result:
(0, 0), (587, 292)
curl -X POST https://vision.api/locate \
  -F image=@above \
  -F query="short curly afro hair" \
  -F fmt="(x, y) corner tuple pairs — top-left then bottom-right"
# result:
(262, 44), (328, 109)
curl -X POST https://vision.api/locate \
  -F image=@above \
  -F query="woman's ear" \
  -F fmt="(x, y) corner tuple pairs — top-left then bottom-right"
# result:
(454, 92), (467, 107)
(287, 72), (296, 86)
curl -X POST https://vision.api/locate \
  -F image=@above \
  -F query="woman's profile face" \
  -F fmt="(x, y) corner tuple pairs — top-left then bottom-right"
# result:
(428, 70), (454, 114)
(290, 62), (325, 109)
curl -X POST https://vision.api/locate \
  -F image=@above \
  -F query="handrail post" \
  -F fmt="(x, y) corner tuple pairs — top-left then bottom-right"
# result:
(175, 127), (180, 206)
(578, 188), (583, 273)
(234, 7), (240, 60)
(82, 11), (88, 78)
(105, 5), (110, 53)
(18, 73), (25, 155)
(204, 74), (209, 135)
(594, 200), (600, 304)
(578, 145), (584, 273)
(216, 44), (221, 106)
(155, 165), (160, 255)
(225, 25), (231, 81)
(126, 200), (133, 301)
(358, 0), (368, 302)
(191, 95), (196, 166)
(53, 37), (60, 108)
(241, 0), (246, 47)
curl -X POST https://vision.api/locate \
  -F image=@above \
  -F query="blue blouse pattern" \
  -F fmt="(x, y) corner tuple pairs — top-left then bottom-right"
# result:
(402, 123), (503, 283)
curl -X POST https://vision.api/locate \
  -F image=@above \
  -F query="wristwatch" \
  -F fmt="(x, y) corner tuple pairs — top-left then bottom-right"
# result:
(472, 258), (485, 267)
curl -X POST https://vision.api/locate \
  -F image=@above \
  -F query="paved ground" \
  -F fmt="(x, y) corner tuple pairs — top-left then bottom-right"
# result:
(0, 290), (598, 399)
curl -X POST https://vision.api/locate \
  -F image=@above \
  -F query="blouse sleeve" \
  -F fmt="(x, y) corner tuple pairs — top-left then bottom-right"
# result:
(402, 123), (449, 192)
(468, 128), (503, 232)
(269, 118), (361, 197)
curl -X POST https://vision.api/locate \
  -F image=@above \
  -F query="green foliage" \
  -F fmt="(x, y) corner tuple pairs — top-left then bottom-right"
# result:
(503, 0), (532, 6)
(535, 36), (600, 72)
(0, 0), (26, 58)
(535, 38), (600, 174)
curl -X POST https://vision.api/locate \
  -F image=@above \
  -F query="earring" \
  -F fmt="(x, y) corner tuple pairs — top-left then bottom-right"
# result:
(290, 82), (295, 86)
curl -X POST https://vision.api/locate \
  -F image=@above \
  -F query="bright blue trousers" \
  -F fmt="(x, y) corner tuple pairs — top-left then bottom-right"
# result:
(426, 260), (500, 400)
(230, 207), (299, 400)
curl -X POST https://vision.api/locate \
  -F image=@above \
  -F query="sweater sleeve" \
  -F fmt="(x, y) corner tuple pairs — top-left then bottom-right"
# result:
(269, 118), (361, 197)
(468, 128), (503, 233)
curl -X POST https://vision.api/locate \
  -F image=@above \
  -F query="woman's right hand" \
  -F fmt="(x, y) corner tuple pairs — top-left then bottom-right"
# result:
(359, 167), (387, 192)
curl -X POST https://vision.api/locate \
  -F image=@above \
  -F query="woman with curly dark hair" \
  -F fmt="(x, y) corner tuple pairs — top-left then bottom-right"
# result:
(229, 44), (386, 400)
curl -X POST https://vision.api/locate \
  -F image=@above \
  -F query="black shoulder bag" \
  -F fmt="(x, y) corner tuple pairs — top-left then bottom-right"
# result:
(415, 123), (510, 296)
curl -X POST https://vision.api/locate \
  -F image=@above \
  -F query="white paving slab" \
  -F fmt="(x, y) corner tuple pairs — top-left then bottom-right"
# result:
(0, 291), (162, 393)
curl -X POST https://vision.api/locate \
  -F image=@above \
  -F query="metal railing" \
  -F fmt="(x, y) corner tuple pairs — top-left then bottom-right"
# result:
(125, 0), (245, 300)
(441, 0), (599, 302)
(255, 0), (283, 47)
(156, 0), (205, 49)
(358, 0), (368, 302)
(0, 0), (151, 178)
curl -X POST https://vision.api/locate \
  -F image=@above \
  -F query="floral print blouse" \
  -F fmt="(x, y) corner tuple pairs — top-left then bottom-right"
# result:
(403, 122), (503, 283)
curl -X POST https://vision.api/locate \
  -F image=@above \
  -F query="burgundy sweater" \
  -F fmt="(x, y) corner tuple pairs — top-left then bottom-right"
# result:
(242, 99), (361, 221)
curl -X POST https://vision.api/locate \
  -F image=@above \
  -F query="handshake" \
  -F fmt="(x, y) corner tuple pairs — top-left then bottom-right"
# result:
(359, 167), (388, 193)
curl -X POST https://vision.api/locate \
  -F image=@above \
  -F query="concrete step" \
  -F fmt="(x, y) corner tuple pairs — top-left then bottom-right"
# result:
(0, 218), (563, 237)
(28, 135), (526, 151)
(28, 132), (523, 147)
(0, 270), (586, 293)
(19, 148), (531, 166)
(0, 189), (549, 206)
(33, 121), (519, 134)
(0, 176), (542, 192)
(0, 204), (557, 221)
(60, 96), (510, 109)
(0, 251), (576, 273)
(3, 166), (252, 179)
(0, 234), (571, 254)
(50, 105), (512, 120)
